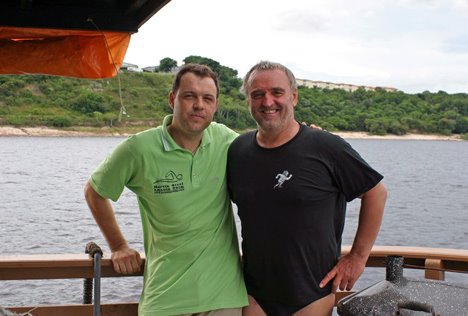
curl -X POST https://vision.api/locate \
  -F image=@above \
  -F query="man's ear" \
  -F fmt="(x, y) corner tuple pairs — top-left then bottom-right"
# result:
(168, 91), (175, 111)
(292, 88), (299, 107)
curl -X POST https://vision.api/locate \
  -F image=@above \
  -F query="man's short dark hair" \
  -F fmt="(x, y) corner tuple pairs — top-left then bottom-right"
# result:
(172, 63), (220, 98)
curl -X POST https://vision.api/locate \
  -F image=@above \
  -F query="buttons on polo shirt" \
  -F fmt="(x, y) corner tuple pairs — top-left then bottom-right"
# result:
(191, 147), (206, 188)
(192, 172), (200, 187)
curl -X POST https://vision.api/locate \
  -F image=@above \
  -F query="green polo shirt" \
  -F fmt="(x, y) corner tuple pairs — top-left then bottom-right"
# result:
(89, 115), (246, 315)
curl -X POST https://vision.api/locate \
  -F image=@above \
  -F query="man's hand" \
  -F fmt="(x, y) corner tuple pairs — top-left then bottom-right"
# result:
(85, 182), (142, 275)
(319, 252), (367, 292)
(111, 245), (142, 275)
(303, 122), (323, 130)
(321, 182), (386, 292)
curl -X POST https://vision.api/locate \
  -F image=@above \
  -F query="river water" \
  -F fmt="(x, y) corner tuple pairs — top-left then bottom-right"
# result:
(0, 136), (467, 307)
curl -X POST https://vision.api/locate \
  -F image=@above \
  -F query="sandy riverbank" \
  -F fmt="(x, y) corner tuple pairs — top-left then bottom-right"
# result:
(333, 131), (463, 141)
(0, 125), (464, 141)
(0, 126), (133, 137)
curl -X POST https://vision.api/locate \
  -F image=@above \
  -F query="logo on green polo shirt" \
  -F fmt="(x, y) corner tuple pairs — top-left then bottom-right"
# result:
(153, 171), (185, 194)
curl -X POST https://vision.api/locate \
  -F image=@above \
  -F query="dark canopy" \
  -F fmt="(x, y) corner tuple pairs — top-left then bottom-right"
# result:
(0, 0), (172, 78)
(0, 0), (171, 32)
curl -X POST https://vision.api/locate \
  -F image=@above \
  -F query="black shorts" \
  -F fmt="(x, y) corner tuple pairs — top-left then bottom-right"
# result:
(255, 297), (309, 316)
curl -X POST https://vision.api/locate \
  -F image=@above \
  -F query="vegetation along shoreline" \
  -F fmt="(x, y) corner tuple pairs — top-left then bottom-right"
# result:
(0, 125), (463, 141)
(1, 56), (466, 140)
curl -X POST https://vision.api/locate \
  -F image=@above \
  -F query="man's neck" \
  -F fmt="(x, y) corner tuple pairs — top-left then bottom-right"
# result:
(256, 121), (300, 148)
(167, 125), (203, 154)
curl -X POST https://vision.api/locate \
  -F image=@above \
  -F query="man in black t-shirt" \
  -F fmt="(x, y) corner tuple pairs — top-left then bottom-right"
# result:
(227, 61), (387, 316)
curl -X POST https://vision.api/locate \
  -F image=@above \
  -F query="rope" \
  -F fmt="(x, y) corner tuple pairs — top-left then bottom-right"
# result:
(0, 306), (35, 316)
(83, 272), (93, 304)
(87, 18), (128, 123)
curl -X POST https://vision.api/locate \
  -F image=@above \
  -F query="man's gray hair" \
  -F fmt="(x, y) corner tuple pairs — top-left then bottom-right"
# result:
(240, 61), (297, 96)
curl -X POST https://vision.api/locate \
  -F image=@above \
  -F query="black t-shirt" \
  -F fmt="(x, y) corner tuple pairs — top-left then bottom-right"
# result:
(227, 124), (383, 306)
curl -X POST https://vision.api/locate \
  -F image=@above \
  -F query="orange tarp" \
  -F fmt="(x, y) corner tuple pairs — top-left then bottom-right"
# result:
(0, 27), (131, 79)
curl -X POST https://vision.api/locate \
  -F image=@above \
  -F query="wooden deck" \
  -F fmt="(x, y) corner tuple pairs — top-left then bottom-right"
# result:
(1, 246), (467, 315)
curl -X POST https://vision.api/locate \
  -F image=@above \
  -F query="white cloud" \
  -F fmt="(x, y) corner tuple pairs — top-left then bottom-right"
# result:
(125, 0), (468, 93)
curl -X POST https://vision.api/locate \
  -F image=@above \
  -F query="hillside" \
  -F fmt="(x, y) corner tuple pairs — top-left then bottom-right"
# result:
(0, 71), (467, 137)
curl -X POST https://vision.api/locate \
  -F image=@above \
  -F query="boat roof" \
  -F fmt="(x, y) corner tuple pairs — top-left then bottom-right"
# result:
(0, 0), (172, 78)
(0, 0), (171, 33)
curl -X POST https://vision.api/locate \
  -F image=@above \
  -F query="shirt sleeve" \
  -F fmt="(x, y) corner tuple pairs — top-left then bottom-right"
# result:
(88, 138), (136, 202)
(327, 134), (384, 202)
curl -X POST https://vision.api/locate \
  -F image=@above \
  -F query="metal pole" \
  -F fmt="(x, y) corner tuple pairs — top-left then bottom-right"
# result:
(84, 242), (103, 316)
(93, 252), (102, 316)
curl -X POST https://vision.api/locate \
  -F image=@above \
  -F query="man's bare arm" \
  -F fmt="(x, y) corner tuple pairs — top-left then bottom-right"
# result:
(84, 182), (142, 274)
(320, 181), (387, 292)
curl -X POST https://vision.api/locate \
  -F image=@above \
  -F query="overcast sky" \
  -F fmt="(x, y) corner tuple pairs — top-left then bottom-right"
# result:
(124, 0), (468, 94)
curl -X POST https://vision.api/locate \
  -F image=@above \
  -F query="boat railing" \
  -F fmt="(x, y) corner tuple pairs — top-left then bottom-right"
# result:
(336, 245), (468, 303)
(1, 245), (467, 315)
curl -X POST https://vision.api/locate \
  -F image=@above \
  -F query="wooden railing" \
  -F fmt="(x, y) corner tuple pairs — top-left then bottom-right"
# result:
(0, 252), (145, 316)
(1, 246), (467, 315)
(336, 246), (468, 303)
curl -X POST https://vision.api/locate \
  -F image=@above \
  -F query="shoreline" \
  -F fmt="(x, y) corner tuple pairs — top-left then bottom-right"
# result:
(0, 125), (464, 141)
(0, 126), (134, 137)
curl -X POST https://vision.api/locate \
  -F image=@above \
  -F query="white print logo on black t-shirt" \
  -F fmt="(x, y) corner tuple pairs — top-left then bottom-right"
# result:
(273, 170), (293, 189)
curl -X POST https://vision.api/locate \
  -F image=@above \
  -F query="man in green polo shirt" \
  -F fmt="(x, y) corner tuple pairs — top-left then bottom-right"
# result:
(84, 64), (247, 316)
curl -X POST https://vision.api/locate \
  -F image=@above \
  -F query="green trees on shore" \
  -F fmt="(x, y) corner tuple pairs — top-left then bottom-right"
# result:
(0, 60), (467, 136)
(295, 87), (468, 136)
